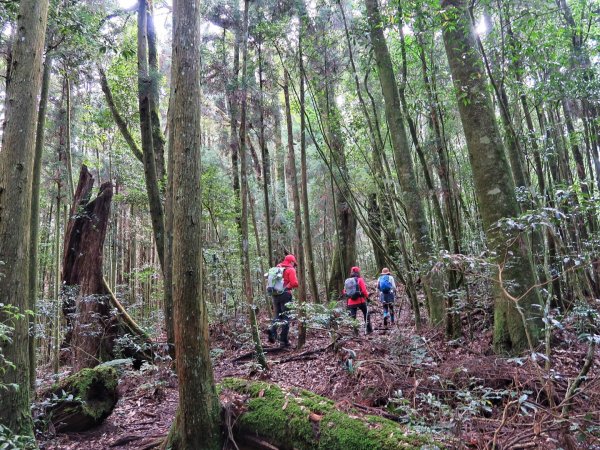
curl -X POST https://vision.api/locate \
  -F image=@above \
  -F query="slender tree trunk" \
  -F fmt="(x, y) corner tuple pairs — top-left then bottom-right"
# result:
(163, 80), (176, 358)
(441, 0), (543, 354)
(138, 0), (165, 270)
(52, 185), (61, 374)
(273, 94), (288, 213)
(64, 76), (75, 202)
(284, 70), (308, 348)
(366, 0), (445, 325)
(146, 0), (166, 183)
(257, 42), (274, 267)
(163, 0), (221, 447)
(239, 0), (267, 369)
(99, 67), (144, 164)
(298, 14), (320, 304)
(28, 55), (52, 390)
(0, 0), (49, 435)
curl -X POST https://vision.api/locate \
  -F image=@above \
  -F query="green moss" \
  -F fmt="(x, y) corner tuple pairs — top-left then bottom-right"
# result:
(64, 366), (118, 395)
(56, 366), (119, 421)
(219, 378), (439, 450)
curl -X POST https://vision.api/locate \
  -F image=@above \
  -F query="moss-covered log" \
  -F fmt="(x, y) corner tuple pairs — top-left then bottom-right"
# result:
(43, 366), (119, 432)
(219, 378), (438, 450)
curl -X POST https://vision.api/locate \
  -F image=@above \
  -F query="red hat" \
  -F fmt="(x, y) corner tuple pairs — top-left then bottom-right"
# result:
(284, 254), (297, 265)
(351, 266), (360, 274)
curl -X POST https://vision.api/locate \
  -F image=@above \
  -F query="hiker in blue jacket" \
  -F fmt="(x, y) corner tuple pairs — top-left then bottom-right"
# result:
(377, 268), (396, 327)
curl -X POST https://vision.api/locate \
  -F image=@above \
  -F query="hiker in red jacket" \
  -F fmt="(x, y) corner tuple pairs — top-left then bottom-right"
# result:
(343, 266), (372, 334)
(267, 254), (299, 347)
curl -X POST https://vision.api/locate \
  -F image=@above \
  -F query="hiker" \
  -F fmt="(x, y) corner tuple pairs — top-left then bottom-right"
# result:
(266, 254), (299, 347)
(343, 266), (372, 334)
(377, 267), (396, 326)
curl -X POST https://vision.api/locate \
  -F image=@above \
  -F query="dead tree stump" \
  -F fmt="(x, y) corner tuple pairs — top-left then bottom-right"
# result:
(62, 165), (150, 371)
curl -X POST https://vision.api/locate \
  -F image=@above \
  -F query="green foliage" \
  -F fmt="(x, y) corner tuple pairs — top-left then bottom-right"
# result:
(0, 304), (33, 392)
(0, 424), (36, 450)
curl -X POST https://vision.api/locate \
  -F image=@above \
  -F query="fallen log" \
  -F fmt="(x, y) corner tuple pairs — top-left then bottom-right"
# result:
(42, 365), (119, 432)
(219, 378), (438, 449)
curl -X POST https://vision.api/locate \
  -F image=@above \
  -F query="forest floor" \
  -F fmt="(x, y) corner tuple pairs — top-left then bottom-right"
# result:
(39, 283), (600, 450)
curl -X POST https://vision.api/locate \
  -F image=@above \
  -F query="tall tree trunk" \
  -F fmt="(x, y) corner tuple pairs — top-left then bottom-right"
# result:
(321, 93), (357, 299)
(239, 0), (267, 369)
(163, 0), (221, 447)
(64, 75), (75, 202)
(298, 12), (320, 304)
(257, 41), (274, 267)
(441, 0), (543, 354)
(163, 69), (176, 359)
(138, 0), (165, 270)
(146, 0), (166, 183)
(365, 0), (445, 325)
(283, 70), (308, 348)
(0, 0), (49, 435)
(29, 55), (52, 390)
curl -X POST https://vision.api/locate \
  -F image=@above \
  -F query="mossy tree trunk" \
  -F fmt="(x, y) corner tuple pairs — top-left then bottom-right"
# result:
(441, 0), (543, 354)
(164, 0), (222, 446)
(220, 378), (436, 450)
(43, 365), (119, 432)
(365, 0), (446, 326)
(0, 0), (49, 436)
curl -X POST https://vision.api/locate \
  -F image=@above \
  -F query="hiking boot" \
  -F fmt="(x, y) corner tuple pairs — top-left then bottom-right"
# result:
(383, 317), (388, 327)
(279, 340), (291, 348)
(366, 323), (373, 334)
(267, 330), (276, 344)
(390, 315), (395, 325)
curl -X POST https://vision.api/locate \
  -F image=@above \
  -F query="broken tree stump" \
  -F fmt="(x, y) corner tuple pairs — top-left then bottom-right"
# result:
(43, 365), (119, 432)
(61, 165), (151, 370)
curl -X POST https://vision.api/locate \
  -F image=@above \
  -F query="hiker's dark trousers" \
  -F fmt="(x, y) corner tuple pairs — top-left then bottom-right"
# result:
(348, 302), (372, 332)
(269, 291), (292, 343)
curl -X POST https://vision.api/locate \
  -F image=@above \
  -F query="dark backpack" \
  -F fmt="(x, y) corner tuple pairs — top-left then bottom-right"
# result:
(344, 277), (362, 300)
(379, 275), (393, 294)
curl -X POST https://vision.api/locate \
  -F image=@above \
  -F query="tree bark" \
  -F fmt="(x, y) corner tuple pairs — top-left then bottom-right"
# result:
(163, 0), (222, 446)
(0, 0), (49, 435)
(441, 0), (543, 354)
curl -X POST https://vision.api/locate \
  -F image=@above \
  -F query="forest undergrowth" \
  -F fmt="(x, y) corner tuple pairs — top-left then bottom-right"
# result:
(37, 281), (599, 450)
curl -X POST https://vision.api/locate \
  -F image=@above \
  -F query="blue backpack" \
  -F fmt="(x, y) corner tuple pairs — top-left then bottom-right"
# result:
(379, 275), (393, 294)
